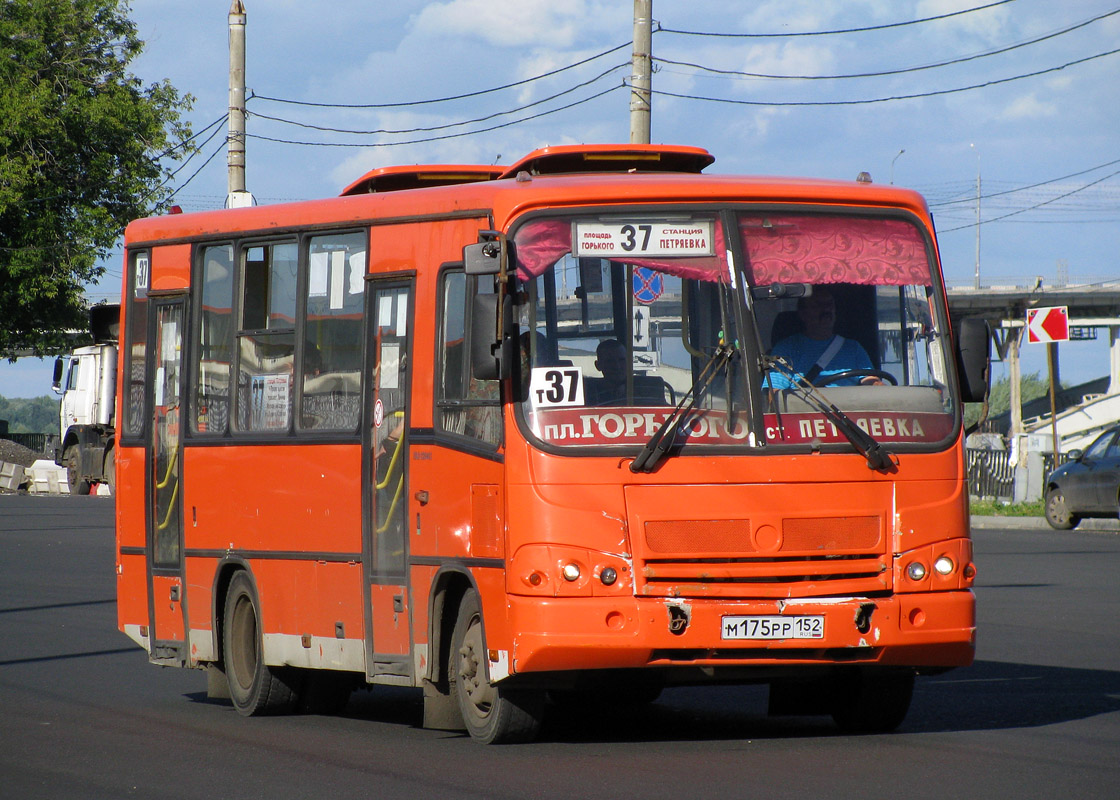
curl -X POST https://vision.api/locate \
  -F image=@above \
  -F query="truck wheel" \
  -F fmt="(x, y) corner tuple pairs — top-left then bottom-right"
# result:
(63, 446), (91, 495)
(450, 589), (543, 744)
(222, 572), (300, 715)
(102, 446), (115, 493)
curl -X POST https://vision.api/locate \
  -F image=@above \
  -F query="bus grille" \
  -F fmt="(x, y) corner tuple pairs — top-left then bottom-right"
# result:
(636, 516), (890, 598)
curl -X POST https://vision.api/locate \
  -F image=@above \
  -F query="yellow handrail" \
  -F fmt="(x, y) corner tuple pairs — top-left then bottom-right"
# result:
(375, 412), (405, 534)
(156, 443), (180, 531)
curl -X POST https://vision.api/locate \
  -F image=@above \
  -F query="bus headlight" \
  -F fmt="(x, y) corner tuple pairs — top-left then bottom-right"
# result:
(933, 556), (955, 576)
(562, 562), (581, 582)
(906, 561), (927, 581)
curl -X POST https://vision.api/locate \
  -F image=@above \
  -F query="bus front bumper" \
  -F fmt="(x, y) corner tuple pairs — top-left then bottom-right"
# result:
(504, 591), (974, 677)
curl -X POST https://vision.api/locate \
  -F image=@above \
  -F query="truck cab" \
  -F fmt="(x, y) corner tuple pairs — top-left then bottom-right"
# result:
(52, 305), (120, 494)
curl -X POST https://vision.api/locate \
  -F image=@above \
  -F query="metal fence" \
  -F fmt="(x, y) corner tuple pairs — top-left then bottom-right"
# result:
(966, 448), (1015, 501)
(0, 432), (51, 455)
(965, 448), (1073, 501)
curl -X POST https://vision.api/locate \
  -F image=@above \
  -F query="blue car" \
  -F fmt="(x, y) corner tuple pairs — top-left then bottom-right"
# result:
(1044, 425), (1120, 529)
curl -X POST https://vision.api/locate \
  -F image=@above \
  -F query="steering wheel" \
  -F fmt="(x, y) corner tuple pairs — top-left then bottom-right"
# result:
(815, 369), (897, 386)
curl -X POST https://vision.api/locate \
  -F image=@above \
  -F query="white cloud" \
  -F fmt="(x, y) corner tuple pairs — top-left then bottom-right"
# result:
(411, 0), (627, 49)
(999, 92), (1058, 121)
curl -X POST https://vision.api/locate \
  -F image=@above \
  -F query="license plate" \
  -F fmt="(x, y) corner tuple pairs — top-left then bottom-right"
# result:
(722, 615), (825, 640)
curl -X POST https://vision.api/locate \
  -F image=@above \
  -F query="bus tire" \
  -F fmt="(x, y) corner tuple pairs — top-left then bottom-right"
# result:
(449, 589), (543, 744)
(63, 445), (90, 495)
(223, 572), (299, 716)
(830, 668), (914, 734)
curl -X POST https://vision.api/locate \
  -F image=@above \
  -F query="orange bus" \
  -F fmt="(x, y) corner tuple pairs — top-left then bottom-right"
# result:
(116, 144), (989, 743)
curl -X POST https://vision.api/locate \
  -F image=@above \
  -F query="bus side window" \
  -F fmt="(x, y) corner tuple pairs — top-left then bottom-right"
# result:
(436, 269), (500, 446)
(193, 244), (234, 435)
(300, 232), (366, 431)
(236, 241), (297, 433)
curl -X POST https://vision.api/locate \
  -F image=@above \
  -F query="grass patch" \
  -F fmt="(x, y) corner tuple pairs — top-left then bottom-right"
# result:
(969, 498), (1045, 517)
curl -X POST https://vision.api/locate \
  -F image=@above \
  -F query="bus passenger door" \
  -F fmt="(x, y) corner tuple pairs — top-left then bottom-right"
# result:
(363, 280), (414, 676)
(146, 297), (187, 662)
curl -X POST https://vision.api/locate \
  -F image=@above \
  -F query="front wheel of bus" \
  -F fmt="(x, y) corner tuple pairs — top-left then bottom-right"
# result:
(223, 572), (300, 716)
(830, 668), (914, 734)
(450, 590), (543, 744)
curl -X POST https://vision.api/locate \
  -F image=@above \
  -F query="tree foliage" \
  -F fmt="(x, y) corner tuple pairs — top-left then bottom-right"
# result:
(964, 372), (1050, 429)
(0, 0), (194, 358)
(0, 392), (57, 433)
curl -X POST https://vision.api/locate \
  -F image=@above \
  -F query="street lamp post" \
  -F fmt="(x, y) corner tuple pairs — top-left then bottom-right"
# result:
(890, 149), (904, 184)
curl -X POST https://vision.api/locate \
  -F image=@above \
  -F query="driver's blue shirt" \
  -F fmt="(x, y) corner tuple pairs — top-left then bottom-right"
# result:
(767, 333), (872, 388)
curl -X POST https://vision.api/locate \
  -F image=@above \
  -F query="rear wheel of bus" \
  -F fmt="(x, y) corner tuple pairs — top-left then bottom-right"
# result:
(450, 589), (543, 744)
(830, 668), (914, 733)
(223, 571), (300, 715)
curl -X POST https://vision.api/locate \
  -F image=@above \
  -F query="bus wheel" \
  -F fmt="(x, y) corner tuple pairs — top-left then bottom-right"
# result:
(223, 572), (299, 715)
(450, 589), (543, 744)
(830, 668), (914, 734)
(63, 446), (90, 495)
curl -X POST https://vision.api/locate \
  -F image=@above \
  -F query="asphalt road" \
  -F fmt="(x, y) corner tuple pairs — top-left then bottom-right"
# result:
(2, 495), (1118, 800)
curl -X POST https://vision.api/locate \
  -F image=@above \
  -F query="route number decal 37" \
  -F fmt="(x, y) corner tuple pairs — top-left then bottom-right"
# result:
(574, 220), (714, 257)
(529, 367), (585, 407)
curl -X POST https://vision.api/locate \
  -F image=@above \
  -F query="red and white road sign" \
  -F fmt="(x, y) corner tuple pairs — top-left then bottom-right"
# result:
(1026, 305), (1069, 344)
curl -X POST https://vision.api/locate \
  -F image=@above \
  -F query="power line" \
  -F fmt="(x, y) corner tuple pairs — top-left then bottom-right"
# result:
(930, 157), (1120, 207)
(249, 41), (631, 109)
(652, 8), (1120, 82)
(626, 47), (1120, 107)
(938, 169), (1120, 232)
(166, 136), (229, 202)
(248, 62), (628, 137)
(245, 84), (623, 149)
(655, 0), (1018, 38)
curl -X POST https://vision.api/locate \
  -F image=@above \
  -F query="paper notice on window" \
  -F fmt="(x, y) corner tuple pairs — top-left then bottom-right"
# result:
(309, 252), (329, 298)
(379, 342), (400, 390)
(329, 250), (345, 310)
(250, 373), (290, 430)
(349, 251), (365, 294)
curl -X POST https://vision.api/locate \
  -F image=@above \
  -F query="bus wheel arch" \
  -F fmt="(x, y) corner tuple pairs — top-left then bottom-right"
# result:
(449, 587), (544, 744)
(221, 568), (300, 715)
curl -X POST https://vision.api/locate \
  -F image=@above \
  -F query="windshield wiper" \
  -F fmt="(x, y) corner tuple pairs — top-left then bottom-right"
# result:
(630, 343), (735, 473)
(763, 356), (897, 473)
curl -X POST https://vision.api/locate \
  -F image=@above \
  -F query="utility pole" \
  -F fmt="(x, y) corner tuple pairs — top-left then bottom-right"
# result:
(970, 143), (981, 289)
(227, 1), (253, 208)
(629, 0), (652, 144)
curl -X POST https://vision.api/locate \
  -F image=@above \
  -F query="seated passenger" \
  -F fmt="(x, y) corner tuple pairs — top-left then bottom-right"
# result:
(768, 286), (878, 387)
(585, 339), (667, 405)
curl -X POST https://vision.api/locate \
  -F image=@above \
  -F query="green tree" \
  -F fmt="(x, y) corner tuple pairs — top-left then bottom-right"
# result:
(0, 0), (194, 358)
(965, 372), (1050, 429)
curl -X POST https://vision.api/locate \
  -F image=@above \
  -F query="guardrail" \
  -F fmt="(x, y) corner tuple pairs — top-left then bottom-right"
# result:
(966, 448), (1015, 501)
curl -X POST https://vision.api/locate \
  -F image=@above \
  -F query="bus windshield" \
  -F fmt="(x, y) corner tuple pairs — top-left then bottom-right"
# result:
(512, 209), (956, 454)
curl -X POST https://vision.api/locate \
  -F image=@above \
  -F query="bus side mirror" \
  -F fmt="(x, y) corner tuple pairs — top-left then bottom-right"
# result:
(471, 292), (513, 381)
(464, 235), (503, 276)
(956, 317), (990, 404)
(51, 357), (65, 394)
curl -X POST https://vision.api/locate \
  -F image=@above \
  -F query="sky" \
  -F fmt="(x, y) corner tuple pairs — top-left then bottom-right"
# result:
(3, 0), (1118, 400)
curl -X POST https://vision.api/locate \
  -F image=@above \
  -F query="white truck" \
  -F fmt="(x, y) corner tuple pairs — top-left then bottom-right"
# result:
(52, 304), (119, 495)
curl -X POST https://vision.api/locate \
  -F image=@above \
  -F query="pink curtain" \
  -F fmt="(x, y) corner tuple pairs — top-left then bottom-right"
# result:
(739, 215), (931, 287)
(513, 219), (730, 282)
